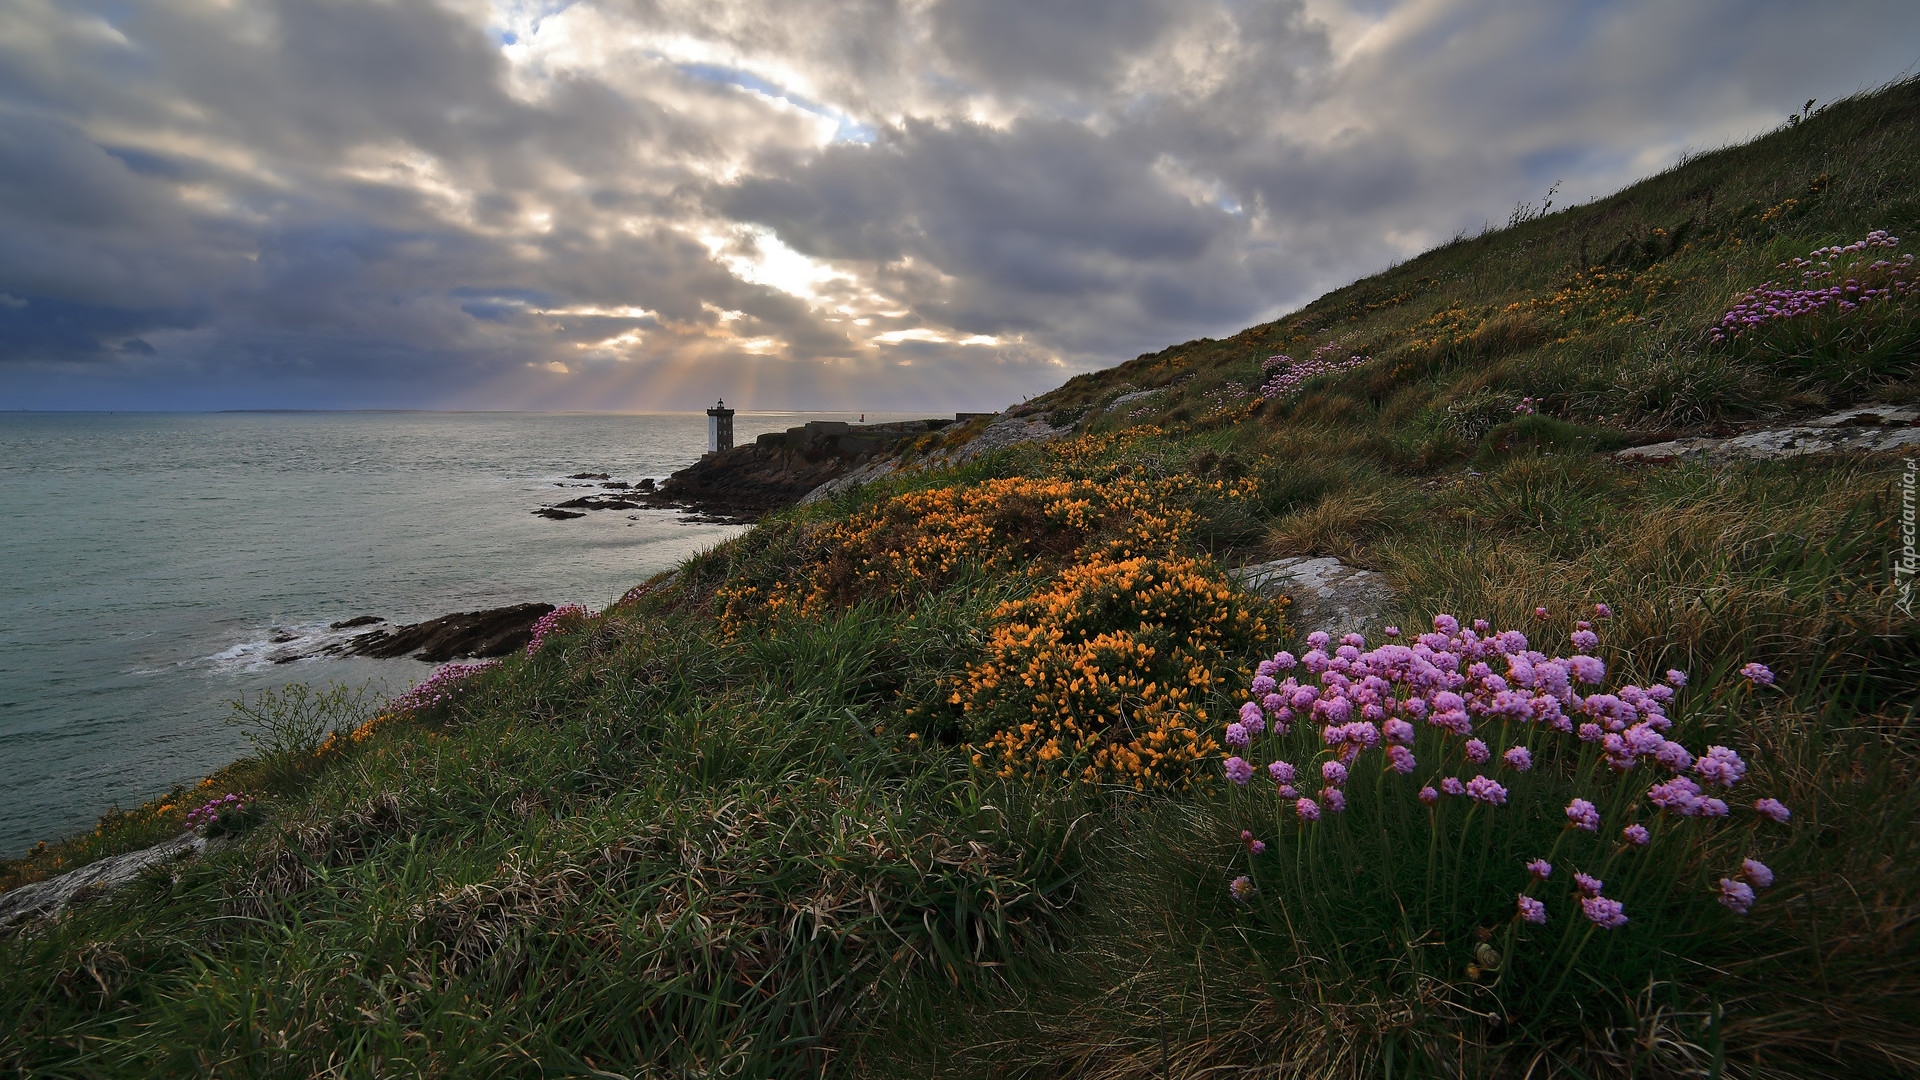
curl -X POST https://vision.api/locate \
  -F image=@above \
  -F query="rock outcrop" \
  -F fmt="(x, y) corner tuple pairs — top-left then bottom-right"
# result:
(1232, 556), (1398, 640)
(344, 603), (555, 662)
(0, 832), (210, 933)
(1615, 404), (1920, 462)
(640, 418), (956, 522)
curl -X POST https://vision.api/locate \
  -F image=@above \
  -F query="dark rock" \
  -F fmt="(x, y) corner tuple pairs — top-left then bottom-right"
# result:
(568, 472), (611, 480)
(534, 507), (586, 520)
(330, 615), (384, 630)
(346, 602), (556, 663)
(268, 631), (298, 644)
(600, 480), (631, 489)
(555, 496), (640, 510)
(638, 418), (950, 522)
(636, 478), (656, 492)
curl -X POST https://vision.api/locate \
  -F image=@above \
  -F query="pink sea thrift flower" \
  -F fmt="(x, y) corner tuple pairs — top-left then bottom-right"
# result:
(1574, 872), (1604, 896)
(1696, 746), (1747, 787)
(1296, 797), (1321, 821)
(1566, 798), (1600, 831)
(1322, 760), (1348, 785)
(1594, 603), (1612, 618)
(1535, 607), (1550, 619)
(1466, 775), (1508, 805)
(1419, 786), (1440, 804)
(1324, 788), (1348, 812)
(1755, 798), (1792, 823)
(1649, 776), (1703, 814)
(1268, 760), (1295, 783)
(1230, 875), (1256, 902)
(1224, 723), (1250, 749)
(1272, 651), (1297, 669)
(1517, 895), (1547, 924)
(1441, 777), (1466, 797)
(1387, 745), (1417, 774)
(1665, 669), (1688, 688)
(1224, 757), (1254, 785)
(1526, 859), (1552, 880)
(1465, 738), (1490, 763)
(1503, 746), (1532, 771)
(1740, 662), (1775, 687)
(1742, 858), (1774, 888)
(1719, 878), (1755, 914)
(1582, 895), (1629, 928)
(1622, 824), (1650, 846)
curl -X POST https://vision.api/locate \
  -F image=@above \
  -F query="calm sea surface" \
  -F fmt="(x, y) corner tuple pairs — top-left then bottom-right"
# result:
(0, 410), (911, 857)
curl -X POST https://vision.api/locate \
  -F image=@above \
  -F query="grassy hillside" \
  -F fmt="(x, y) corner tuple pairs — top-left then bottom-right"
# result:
(5, 80), (1919, 1078)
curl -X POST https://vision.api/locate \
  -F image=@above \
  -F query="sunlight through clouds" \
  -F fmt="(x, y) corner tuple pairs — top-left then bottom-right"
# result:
(1, 0), (1916, 410)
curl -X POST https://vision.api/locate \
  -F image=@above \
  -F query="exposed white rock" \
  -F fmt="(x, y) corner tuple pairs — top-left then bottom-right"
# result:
(1616, 404), (1920, 462)
(1232, 556), (1398, 639)
(0, 831), (209, 933)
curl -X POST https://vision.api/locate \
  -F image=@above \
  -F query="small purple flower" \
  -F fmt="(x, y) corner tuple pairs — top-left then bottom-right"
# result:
(1569, 656), (1606, 684)
(1323, 788), (1347, 812)
(1574, 872), (1603, 896)
(1742, 858), (1774, 888)
(1526, 858), (1552, 880)
(1594, 603), (1612, 619)
(1383, 718), (1414, 745)
(1419, 785), (1440, 804)
(1321, 760), (1348, 785)
(1441, 777), (1466, 797)
(1230, 875), (1256, 902)
(1665, 669), (1688, 688)
(1268, 760), (1295, 783)
(1648, 776), (1703, 815)
(1517, 895), (1547, 924)
(1718, 878), (1755, 914)
(1384, 626), (1401, 637)
(1571, 629), (1599, 652)
(1224, 756), (1254, 786)
(1581, 895), (1628, 928)
(1388, 745), (1417, 774)
(1465, 739), (1490, 764)
(1503, 746), (1532, 771)
(1754, 798), (1792, 823)
(1698, 797), (1730, 818)
(1566, 798), (1600, 831)
(1622, 823), (1650, 846)
(1250, 674), (1277, 695)
(1534, 607), (1549, 619)
(1695, 746), (1747, 787)
(1296, 797), (1321, 821)
(1272, 651), (1296, 669)
(1277, 784), (1298, 798)
(1225, 723), (1250, 749)
(1466, 775), (1508, 805)
(1740, 662), (1775, 687)
(1306, 631), (1331, 650)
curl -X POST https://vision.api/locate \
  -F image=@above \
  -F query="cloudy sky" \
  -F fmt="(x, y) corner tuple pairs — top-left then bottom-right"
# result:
(1, 0), (1916, 411)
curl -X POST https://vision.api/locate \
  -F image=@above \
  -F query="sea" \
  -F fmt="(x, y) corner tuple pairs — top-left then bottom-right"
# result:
(0, 410), (918, 858)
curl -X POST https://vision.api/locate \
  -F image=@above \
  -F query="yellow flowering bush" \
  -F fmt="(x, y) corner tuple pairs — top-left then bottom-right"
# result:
(956, 555), (1277, 790)
(718, 472), (1259, 634)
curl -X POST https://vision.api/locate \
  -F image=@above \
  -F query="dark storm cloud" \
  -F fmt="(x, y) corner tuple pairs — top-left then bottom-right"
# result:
(0, 0), (1916, 409)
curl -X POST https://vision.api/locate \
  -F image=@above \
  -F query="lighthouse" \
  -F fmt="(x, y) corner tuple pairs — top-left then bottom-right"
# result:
(706, 398), (735, 454)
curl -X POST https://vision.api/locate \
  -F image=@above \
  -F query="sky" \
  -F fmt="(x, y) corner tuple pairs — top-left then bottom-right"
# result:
(0, 0), (1916, 412)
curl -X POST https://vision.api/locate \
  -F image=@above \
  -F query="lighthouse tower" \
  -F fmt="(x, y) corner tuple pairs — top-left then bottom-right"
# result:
(706, 398), (735, 454)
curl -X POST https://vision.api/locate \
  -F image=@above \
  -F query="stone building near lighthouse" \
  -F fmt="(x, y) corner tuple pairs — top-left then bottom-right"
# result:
(705, 399), (735, 454)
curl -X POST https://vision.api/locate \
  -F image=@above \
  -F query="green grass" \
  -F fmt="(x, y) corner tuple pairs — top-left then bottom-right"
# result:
(7, 77), (1920, 1079)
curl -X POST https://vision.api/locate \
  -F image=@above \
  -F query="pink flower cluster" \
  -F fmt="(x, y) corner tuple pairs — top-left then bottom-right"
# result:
(526, 604), (589, 657)
(1258, 342), (1370, 400)
(185, 792), (254, 831)
(1222, 611), (1794, 925)
(392, 660), (500, 714)
(1709, 231), (1912, 344)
